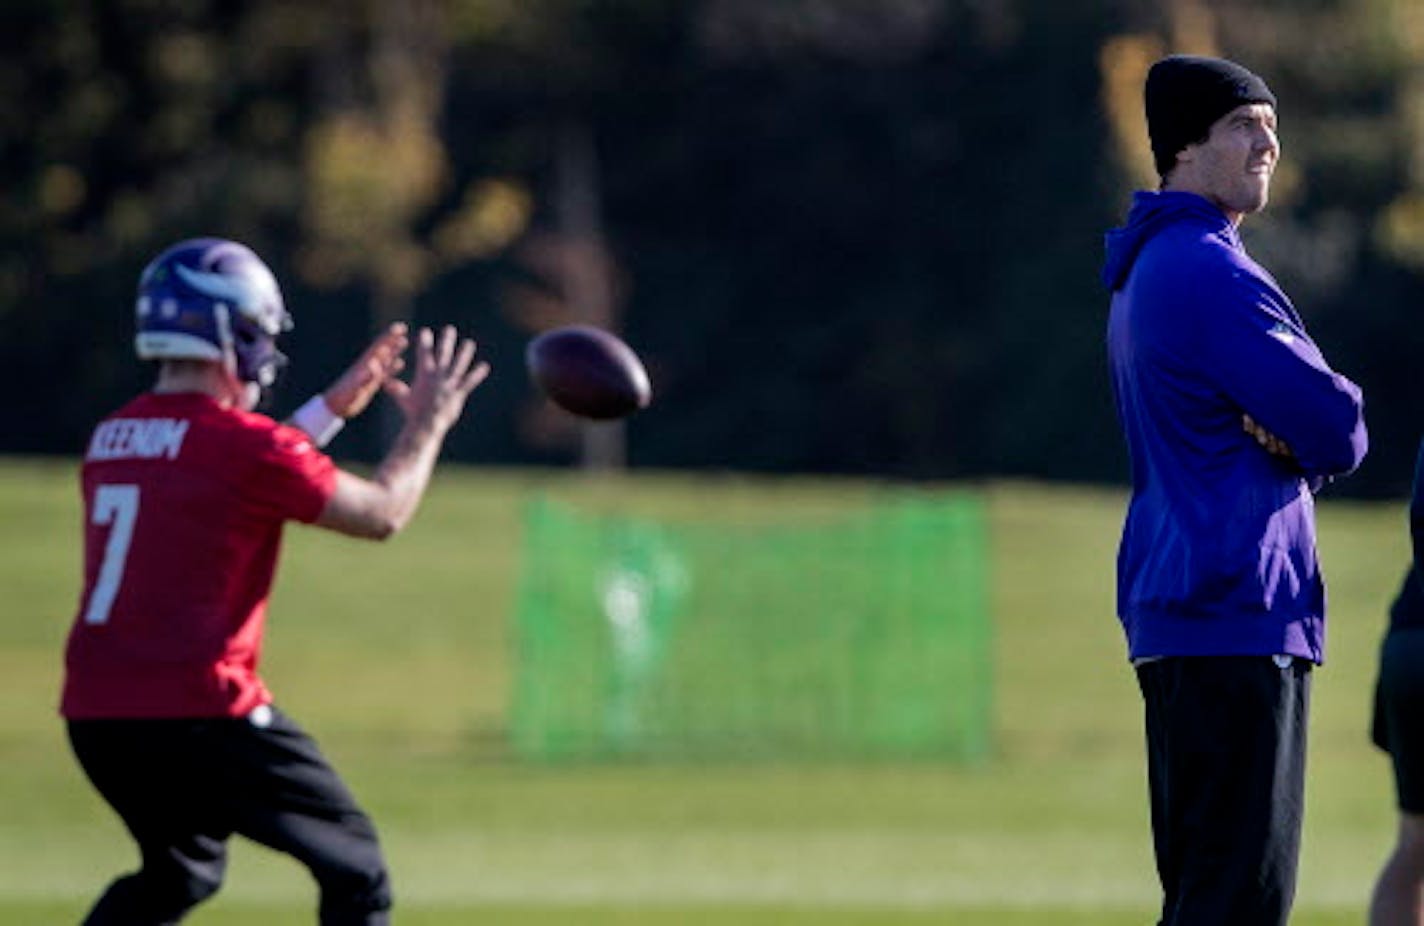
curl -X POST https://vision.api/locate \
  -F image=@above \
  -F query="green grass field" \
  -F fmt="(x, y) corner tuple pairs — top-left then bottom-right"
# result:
(0, 458), (1405, 924)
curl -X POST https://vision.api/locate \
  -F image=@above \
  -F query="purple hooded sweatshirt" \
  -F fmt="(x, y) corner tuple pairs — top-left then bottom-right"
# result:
(1104, 190), (1367, 664)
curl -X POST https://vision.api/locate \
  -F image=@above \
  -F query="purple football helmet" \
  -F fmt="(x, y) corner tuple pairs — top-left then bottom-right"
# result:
(134, 238), (292, 387)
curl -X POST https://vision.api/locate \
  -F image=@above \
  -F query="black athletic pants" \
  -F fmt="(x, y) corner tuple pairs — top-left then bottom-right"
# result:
(1136, 655), (1310, 926)
(68, 706), (391, 925)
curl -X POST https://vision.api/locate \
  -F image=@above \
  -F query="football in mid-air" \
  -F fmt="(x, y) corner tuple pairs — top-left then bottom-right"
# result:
(525, 325), (652, 420)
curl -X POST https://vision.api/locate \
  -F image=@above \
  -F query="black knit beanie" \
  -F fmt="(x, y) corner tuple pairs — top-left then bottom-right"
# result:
(1146, 55), (1276, 177)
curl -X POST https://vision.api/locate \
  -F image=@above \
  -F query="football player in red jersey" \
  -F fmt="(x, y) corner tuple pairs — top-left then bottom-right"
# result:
(62, 238), (489, 925)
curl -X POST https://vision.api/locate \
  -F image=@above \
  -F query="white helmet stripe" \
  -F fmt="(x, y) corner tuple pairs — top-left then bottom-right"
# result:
(174, 263), (285, 335)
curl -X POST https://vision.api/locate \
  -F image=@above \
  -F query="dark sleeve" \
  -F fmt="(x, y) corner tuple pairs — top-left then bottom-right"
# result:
(1196, 266), (1366, 478)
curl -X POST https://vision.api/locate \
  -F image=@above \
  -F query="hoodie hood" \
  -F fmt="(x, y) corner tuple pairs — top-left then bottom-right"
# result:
(1102, 191), (1233, 292)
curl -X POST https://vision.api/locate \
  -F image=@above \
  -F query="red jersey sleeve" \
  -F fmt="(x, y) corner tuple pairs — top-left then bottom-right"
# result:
(240, 420), (338, 524)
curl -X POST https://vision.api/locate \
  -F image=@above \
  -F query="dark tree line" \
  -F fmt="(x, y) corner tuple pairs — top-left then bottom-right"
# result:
(4, 0), (1423, 495)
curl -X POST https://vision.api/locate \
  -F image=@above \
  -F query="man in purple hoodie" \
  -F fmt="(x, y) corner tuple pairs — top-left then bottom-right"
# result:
(1104, 56), (1367, 925)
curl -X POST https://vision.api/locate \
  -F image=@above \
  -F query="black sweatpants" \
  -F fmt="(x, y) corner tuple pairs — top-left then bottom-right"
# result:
(1372, 628), (1424, 812)
(68, 705), (391, 925)
(1136, 655), (1310, 926)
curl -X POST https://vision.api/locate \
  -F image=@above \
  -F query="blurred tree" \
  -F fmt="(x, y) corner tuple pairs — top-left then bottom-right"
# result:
(444, 0), (657, 469)
(296, 0), (534, 442)
(0, 0), (318, 447)
(298, 0), (532, 320)
(3, 0), (1423, 494)
(502, 122), (631, 469)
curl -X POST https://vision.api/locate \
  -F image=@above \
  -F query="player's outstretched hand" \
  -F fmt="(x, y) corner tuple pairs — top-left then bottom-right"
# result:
(1243, 413), (1294, 459)
(322, 322), (410, 419)
(385, 325), (490, 434)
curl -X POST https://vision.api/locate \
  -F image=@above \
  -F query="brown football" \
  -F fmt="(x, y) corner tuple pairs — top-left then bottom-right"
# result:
(525, 325), (652, 420)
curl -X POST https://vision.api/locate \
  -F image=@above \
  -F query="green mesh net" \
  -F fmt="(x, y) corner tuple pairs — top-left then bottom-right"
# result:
(511, 493), (991, 760)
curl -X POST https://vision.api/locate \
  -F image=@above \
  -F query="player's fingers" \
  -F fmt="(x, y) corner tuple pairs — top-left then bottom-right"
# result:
(382, 379), (412, 416)
(382, 378), (414, 417)
(436, 325), (457, 369)
(460, 360), (491, 395)
(375, 335), (408, 369)
(449, 338), (477, 380)
(416, 326), (437, 373)
(364, 323), (406, 364)
(371, 341), (404, 372)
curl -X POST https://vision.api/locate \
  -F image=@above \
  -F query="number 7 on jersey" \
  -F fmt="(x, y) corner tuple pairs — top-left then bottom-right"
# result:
(83, 484), (140, 625)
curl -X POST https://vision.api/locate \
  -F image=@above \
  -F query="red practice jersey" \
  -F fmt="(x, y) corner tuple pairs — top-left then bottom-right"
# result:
(62, 392), (338, 719)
